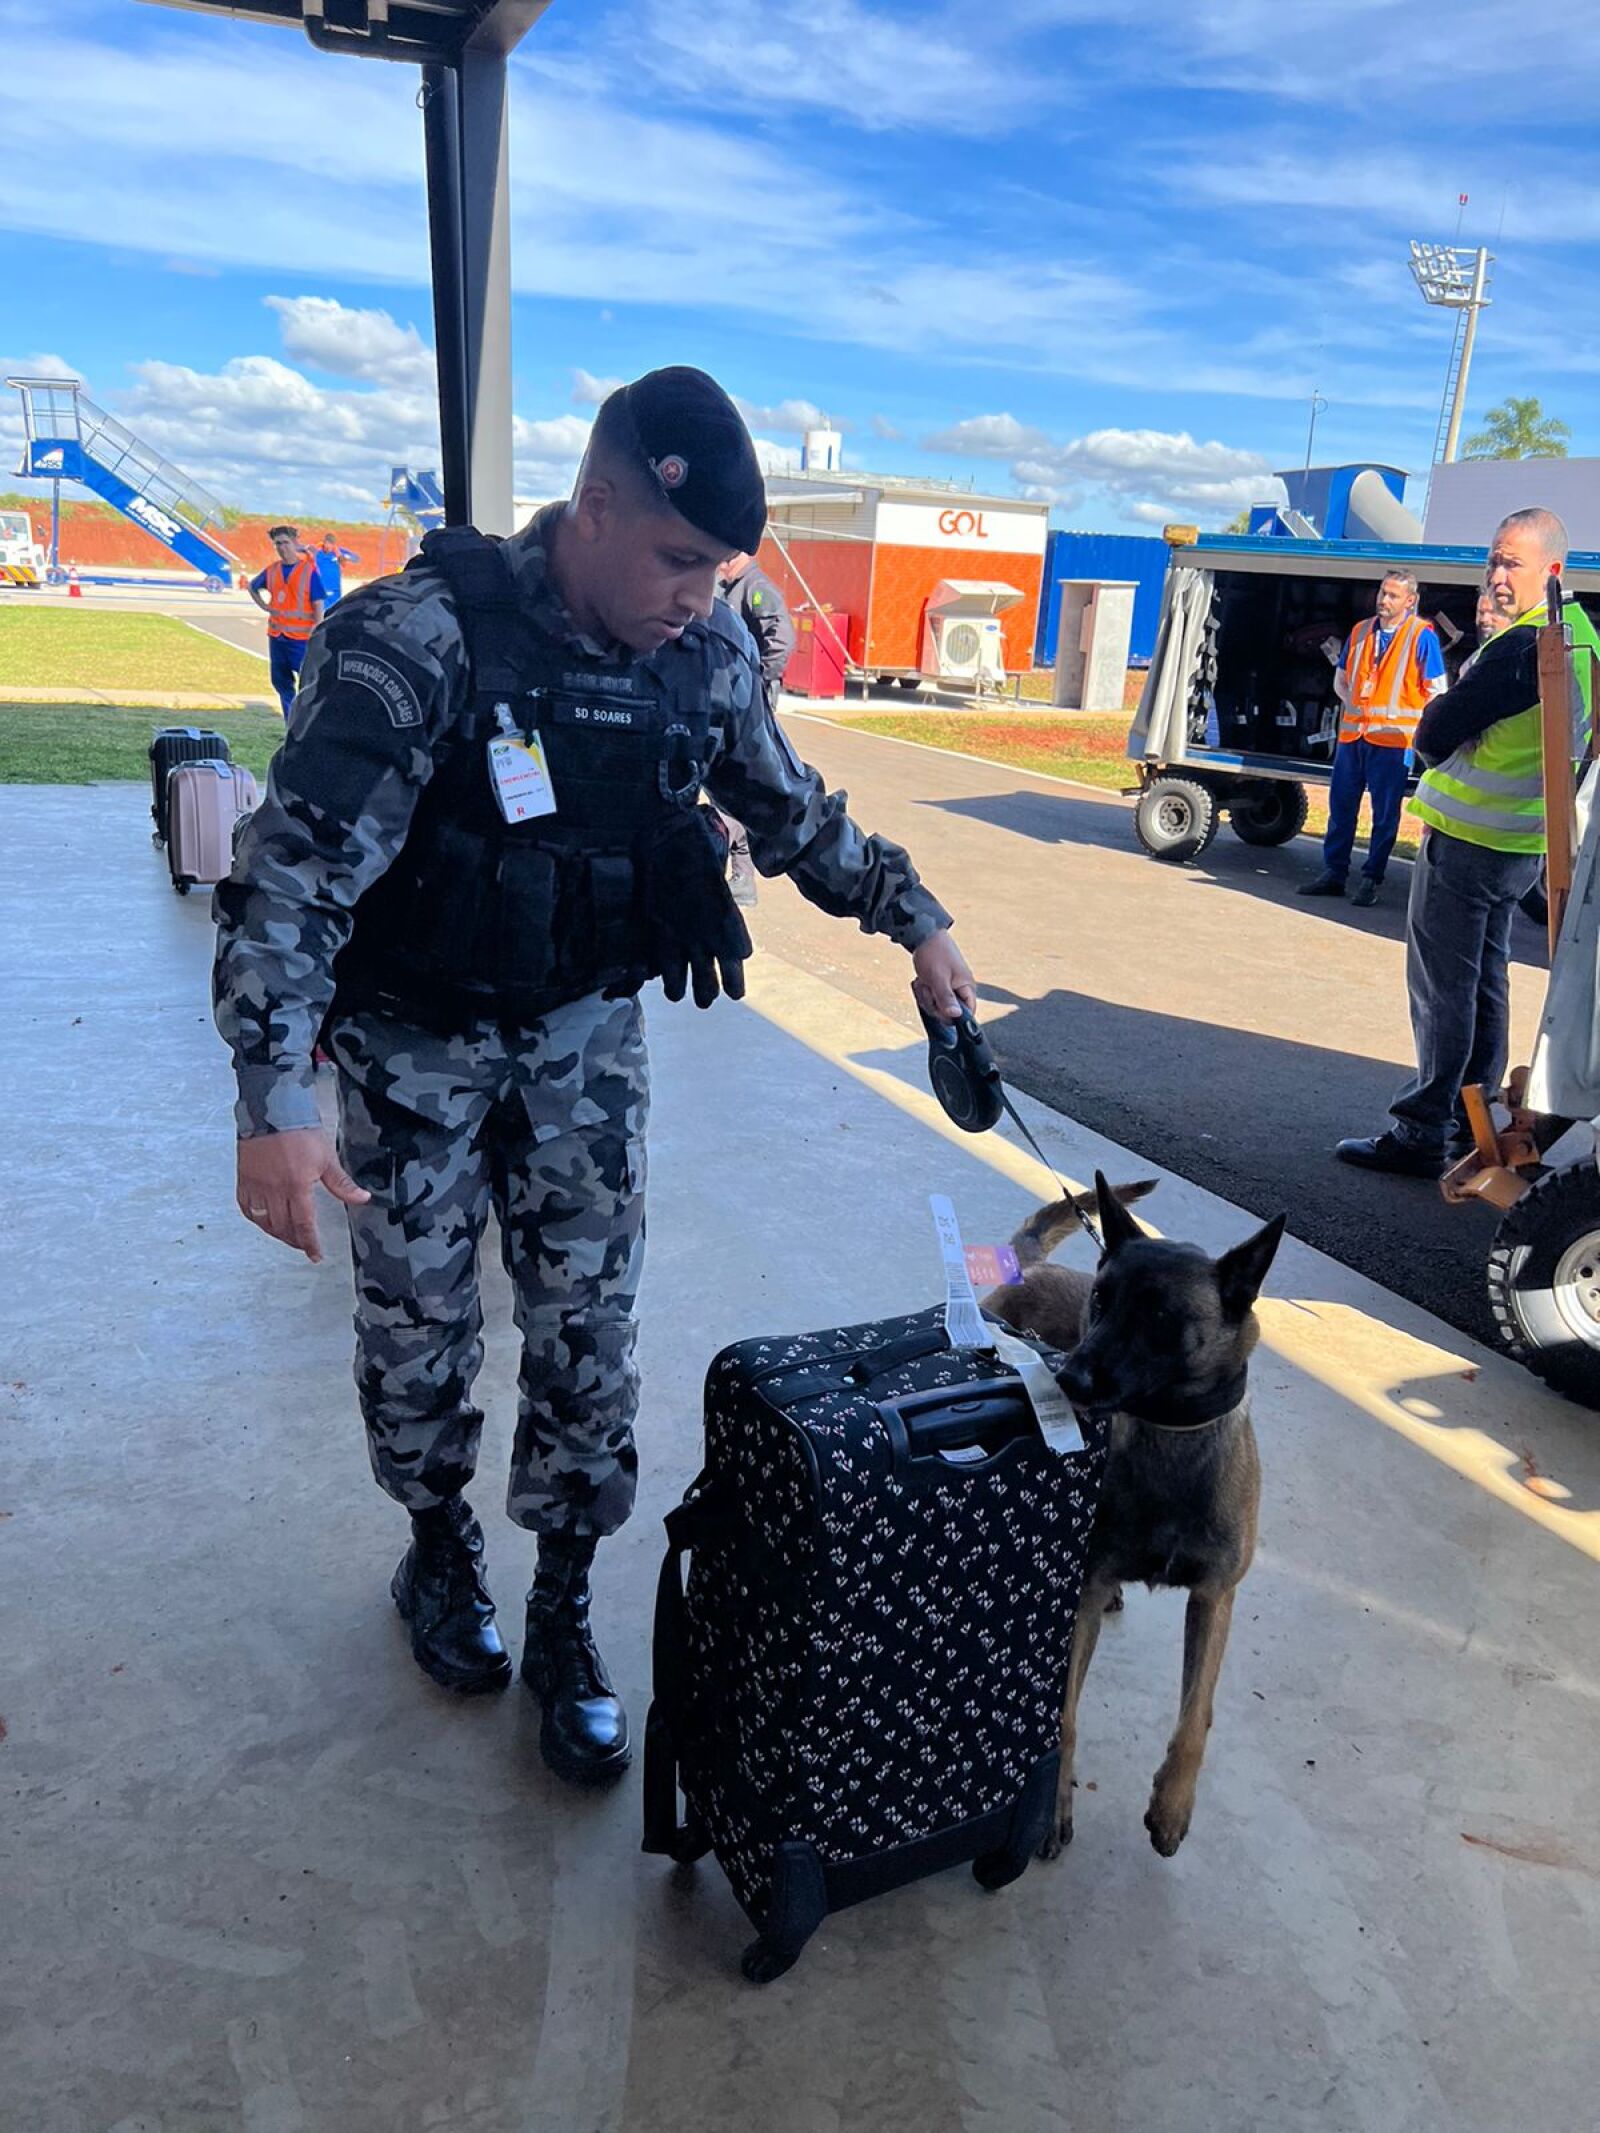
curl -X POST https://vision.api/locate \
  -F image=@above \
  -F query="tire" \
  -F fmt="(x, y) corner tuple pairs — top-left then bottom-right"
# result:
(1134, 776), (1219, 864)
(1230, 782), (1310, 848)
(204, 573), (224, 595)
(1487, 1164), (1600, 1409)
(896, 675), (925, 692)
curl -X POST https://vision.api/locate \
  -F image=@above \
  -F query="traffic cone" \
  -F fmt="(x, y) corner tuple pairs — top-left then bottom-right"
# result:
(67, 567), (81, 599)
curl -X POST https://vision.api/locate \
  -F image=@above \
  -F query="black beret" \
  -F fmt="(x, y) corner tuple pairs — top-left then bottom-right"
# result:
(620, 366), (767, 555)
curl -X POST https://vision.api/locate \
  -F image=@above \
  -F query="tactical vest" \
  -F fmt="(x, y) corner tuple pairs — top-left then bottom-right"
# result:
(1412, 598), (1600, 854)
(333, 527), (712, 1029)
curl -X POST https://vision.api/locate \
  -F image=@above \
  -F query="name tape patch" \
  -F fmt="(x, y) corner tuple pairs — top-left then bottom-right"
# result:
(338, 649), (423, 729)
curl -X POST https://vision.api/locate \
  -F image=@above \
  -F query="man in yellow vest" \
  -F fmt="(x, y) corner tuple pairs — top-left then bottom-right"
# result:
(1300, 569), (1445, 909)
(1337, 508), (1600, 1176)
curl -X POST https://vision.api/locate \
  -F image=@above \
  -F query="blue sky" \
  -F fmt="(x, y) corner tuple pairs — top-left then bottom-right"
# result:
(3, 0), (1598, 529)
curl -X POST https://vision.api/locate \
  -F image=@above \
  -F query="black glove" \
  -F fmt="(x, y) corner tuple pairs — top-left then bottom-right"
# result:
(640, 806), (754, 1009)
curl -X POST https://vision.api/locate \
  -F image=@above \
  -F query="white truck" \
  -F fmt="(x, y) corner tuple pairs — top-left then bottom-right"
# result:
(0, 508), (46, 588)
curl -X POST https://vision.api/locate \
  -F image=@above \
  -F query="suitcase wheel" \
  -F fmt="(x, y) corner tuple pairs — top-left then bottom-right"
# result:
(741, 1935), (802, 1986)
(668, 1818), (712, 1867)
(740, 1840), (827, 1984)
(972, 1843), (1030, 1893)
(173, 879), (191, 896)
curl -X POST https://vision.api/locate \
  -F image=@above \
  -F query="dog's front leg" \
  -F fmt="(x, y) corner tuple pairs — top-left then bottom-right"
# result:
(1038, 1575), (1115, 1861)
(1146, 1583), (1236, 1858)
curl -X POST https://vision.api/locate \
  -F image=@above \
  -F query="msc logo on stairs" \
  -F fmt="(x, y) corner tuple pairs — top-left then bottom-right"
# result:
(127, 493), (183, 544)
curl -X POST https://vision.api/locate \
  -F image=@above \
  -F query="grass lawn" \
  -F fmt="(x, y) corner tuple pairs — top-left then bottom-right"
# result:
(840, 708), (1419, 861)
(0, 701), (285, 783)
(0, 608), (269, 697)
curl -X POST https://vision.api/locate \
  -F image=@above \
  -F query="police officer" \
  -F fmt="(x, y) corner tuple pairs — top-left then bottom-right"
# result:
(715, 550), (796, 906)
(214, 367), (976, 1785)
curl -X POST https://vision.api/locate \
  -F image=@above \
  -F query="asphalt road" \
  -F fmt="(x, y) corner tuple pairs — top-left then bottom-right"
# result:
(752, 712), (1551, 1349)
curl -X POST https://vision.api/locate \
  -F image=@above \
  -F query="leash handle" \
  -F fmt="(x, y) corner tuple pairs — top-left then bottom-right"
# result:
(916, 993), (1106, 1253)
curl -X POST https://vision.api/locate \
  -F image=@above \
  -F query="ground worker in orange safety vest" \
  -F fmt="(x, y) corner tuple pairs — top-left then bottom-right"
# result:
(1299, 567), (1446, 910)
(249, 524), (328, 718)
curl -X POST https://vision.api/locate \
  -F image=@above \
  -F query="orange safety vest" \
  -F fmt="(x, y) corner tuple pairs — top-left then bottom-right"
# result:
(266, 554), (320, 641)
(1339, 614), (1434, 748)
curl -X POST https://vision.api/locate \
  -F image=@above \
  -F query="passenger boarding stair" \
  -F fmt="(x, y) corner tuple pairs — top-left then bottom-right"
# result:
(7, 375), (241, 586)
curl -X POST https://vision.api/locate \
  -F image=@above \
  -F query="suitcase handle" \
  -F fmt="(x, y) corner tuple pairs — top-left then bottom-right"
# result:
(879, 1379), (1037, 1477)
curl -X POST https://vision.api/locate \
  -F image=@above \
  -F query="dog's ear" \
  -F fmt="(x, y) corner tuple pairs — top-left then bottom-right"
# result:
(1095, 1169), (1147, 1256)
(1215, 1213), (1286, 1318)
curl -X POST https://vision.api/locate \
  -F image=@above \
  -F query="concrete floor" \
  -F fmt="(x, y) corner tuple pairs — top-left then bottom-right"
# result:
(5, 783), (1600, 2133)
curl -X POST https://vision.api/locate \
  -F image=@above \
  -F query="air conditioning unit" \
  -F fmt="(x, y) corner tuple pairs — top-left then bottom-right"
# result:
(927, 612), (1005, 684)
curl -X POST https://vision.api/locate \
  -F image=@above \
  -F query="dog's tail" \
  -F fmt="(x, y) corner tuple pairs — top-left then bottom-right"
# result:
(1009, 1180), (1159, 1268)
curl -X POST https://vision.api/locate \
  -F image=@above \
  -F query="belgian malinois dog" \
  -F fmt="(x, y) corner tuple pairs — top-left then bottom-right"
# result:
(986, 1173), (1284, 1860)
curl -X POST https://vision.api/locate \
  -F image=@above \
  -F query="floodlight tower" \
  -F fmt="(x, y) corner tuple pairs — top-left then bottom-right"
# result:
(1408, 239), (1493, 467)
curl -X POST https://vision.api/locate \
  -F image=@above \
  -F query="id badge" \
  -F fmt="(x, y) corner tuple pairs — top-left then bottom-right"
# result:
(487, 731), (558, 823)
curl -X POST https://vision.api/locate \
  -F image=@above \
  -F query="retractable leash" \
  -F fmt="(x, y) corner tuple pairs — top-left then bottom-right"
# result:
(917, 999), (1106, 1252)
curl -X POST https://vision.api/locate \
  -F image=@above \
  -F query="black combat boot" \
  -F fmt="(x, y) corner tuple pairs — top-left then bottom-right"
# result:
(391, 1496), (513, 1694)
(521, 1533), (631, 1784)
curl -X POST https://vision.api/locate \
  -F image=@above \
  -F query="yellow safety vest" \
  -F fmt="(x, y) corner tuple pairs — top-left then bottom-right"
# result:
(1412, 598), (1600, 853)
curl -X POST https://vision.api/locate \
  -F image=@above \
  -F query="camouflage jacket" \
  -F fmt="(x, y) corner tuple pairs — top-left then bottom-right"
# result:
(214, 503), (952, 1137)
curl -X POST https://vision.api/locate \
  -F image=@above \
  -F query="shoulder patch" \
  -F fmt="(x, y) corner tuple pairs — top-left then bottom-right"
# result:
(337, 649), (423, 729)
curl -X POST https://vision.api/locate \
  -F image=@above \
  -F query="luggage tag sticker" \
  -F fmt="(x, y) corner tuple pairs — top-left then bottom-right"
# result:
(487, 731), (558, 823)
(963, 1243), (1021, 1288)
(930, 1194), (992, 1353)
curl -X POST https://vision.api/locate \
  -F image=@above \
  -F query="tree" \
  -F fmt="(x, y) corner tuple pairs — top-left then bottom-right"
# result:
(1464, 396), (1571, 460)
(1223, 507), (1252, 533)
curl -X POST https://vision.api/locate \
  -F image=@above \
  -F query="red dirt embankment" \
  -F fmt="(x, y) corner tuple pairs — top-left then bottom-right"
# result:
(11, 501), (396, 580)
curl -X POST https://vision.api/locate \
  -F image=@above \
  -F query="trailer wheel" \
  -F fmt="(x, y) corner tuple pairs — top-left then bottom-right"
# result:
(1230, 782), (1309, 848)
(1134, 776), (1218, 864)
(204, 573), (224, 595)
(1487, 1165), (1600, 1410)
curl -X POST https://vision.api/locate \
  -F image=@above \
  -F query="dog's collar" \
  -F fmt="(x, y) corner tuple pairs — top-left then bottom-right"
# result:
(1117, 1370), (1249, 1431)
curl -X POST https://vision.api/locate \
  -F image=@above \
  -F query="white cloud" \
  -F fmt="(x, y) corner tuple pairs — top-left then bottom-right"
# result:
(632, 0), (1047, 136)
(923, 412), (1051, 456)
(0, 298), (585, 520)
(571, 369), (623, 407)
(264, 295), (435, 388)
(871, 414), (903, 441)
(920, 417), (1281, 528)
(735, 397), (839, 436)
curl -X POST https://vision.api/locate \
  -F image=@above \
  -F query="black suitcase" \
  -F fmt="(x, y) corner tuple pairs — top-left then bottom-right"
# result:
(150, 727), (231, 845)
(643, 1306), (1107, 1981)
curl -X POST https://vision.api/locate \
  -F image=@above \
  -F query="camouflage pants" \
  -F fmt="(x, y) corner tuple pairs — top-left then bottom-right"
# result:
(327, 991), (649, 1537)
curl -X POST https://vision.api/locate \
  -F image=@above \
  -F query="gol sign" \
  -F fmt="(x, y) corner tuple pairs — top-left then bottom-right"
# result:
(937, 508), (988, 539)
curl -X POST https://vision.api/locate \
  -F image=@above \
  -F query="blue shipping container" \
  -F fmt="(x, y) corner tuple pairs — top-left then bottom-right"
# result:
(1034, 530), (1168, 667)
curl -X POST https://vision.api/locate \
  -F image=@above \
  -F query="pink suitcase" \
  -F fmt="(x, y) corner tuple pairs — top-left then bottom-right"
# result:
(166, 761), (259, 894)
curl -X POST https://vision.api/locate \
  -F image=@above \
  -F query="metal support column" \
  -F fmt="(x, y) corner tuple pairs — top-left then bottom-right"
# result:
(458, 47), (515, 535)
(422, 63), (471, 528)
(421, 51), (514, 533)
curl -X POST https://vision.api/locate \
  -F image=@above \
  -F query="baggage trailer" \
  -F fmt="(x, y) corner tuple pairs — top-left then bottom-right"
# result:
(1126, 530), (1600, 864)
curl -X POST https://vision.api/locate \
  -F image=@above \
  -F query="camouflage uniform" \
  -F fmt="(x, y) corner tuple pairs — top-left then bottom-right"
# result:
(215, 502), (950, 1538)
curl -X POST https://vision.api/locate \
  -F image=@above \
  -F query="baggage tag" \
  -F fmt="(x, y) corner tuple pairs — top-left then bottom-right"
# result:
(487, 722), (558, 824)
(930, 1194), (992, 1353)
(928, 1195), (1084, 1458)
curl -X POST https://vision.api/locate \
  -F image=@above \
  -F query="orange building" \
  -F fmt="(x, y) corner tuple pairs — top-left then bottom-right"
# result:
(758, 471), (1049, 686)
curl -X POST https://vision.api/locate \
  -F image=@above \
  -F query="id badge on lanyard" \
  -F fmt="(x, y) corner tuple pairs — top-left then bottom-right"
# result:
(486, 700), (558, 824)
